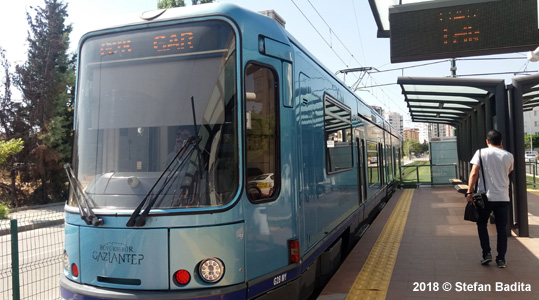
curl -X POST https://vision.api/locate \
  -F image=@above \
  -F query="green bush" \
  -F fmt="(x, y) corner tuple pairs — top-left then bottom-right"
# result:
(0, 203), (9, 219)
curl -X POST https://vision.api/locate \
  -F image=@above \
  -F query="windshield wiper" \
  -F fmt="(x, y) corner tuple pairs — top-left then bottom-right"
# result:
(127, 96), (203, 227)
(126, 136), (200, 227)
(64, 164), (104, 226)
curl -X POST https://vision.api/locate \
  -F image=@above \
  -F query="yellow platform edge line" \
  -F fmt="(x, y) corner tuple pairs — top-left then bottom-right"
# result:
(345, 189), (414, 300)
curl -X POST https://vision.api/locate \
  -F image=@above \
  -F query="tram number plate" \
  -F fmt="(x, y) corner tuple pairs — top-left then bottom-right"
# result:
(273, 273), (287, 286)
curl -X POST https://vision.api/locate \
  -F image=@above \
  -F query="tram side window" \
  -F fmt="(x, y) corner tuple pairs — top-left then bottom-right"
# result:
(386, 139), (393, 182)
(324, 95), (352, 173)
(392, 135), (400, 179)
(367, 141), (380, 186)
(245, 64), (280, 201)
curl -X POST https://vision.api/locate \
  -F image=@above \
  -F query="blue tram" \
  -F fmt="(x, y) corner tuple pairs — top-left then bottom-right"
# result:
(60, 3), (402, 300)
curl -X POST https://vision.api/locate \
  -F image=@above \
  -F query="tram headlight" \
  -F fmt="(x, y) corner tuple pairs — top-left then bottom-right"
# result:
(63, 250), (70, 271)
(127, 176), (140, 188)
(198, 258), (224, 283)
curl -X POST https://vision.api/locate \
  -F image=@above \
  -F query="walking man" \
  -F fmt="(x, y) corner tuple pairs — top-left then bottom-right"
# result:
(466, 129), (514, 268)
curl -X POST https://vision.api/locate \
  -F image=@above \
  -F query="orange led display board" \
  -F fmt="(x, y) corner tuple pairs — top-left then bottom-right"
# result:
(153, 32), (194, 52)
(389, 0), (539, 63)
(98, 32), (195, 58)
(100, 40), (132, 56)
(82, 20), (232, 65)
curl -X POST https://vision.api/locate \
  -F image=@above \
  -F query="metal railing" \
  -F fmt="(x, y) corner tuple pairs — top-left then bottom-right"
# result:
(400, 161), (458, 187)
(0, 204), (64, 300)
(399, 160), (539, 189)
(526, 161), (539, 189)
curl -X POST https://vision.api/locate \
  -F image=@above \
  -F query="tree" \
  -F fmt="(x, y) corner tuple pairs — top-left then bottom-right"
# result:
(157, 0), (213, 8)
(0, 139), (24, 165)
(14, 0), (75, 203)
(524, 134), (539, 151)
(0, 138), (24, 207)
(191, 0), (213, 4)
(158, 0), (185, 8)
(421, 141), (429, 154)
(0, 48), (29, 206)
(403, 139), (422, 159)
(0, 48), (13, 137)
(0, 48), (28, 142)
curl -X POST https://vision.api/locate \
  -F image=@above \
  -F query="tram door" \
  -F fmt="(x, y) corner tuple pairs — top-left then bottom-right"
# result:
(356, 137), (366, 205)
(298, 72), (318, 250)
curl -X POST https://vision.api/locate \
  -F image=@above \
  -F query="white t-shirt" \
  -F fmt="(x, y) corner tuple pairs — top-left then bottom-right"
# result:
(470, 147), (514, 202)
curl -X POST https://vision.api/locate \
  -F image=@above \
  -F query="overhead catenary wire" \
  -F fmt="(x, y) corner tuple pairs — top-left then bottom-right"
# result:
(288, 0), (405, 118)
(290, 0), (407, 115)
(518, 60), (531, 73)
(290, 0), (354, 73)
(373, 60), (451, 74)
(358, 57), (535, 86)
(362, 73), (409, 116)
(350, 0), (367, 67)
(456, 70), (539, 77)
(372, 56), (533, 77)
(305, 0), (363, 69)
(289, 0), (410, 110)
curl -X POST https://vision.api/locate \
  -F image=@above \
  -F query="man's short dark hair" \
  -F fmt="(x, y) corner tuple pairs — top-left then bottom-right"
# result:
(487, 129), (502, 146)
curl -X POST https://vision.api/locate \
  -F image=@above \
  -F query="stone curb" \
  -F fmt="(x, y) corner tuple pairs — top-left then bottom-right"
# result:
(0, 218), (65, 236)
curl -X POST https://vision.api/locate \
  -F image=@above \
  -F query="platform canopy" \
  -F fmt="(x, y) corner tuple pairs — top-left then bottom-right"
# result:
(397, 76), (503, 126)
(518, 75), (539, 112)
(397, 74), (539, 237)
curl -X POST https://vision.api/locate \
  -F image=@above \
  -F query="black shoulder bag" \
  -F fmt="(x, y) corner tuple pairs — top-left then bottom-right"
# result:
(472, 149), (487, 209)
(465, 149), (488, 222)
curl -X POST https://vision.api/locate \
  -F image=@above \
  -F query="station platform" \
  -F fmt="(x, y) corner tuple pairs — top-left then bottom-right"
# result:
(318, 187), (539, 300)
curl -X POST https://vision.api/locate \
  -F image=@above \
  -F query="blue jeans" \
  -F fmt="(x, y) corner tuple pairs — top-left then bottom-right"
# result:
(476, 201), (510, 261)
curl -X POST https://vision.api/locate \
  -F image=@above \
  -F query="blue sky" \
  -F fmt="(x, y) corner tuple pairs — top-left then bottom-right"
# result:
(1, 0), (537, 127)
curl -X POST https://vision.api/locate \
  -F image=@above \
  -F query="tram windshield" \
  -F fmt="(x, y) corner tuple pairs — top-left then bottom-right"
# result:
(71, 20), (238, 210)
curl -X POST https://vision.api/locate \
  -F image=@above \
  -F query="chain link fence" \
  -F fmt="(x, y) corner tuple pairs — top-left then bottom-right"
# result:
(0, 203), (65, 300)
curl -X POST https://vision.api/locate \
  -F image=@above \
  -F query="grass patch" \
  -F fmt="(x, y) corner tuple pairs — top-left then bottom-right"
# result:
(402, 161), (431, 183)
(527, 175), (539, 189)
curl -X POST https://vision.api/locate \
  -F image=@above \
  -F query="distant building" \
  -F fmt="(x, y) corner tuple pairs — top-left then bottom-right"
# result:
(427, 123), (454, 139)
(404, 128), (419, 142)
(416, 123), (454, 143)
(368, 105), (403, 136)
(524, 108), (539, 136)
(371, 105), (383, 116)
(418, 123), (430, 144)
(383, 111), (404, 137)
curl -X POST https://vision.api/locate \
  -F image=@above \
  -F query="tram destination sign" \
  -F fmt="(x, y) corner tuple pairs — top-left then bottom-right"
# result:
(389, 0), (539, 63)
